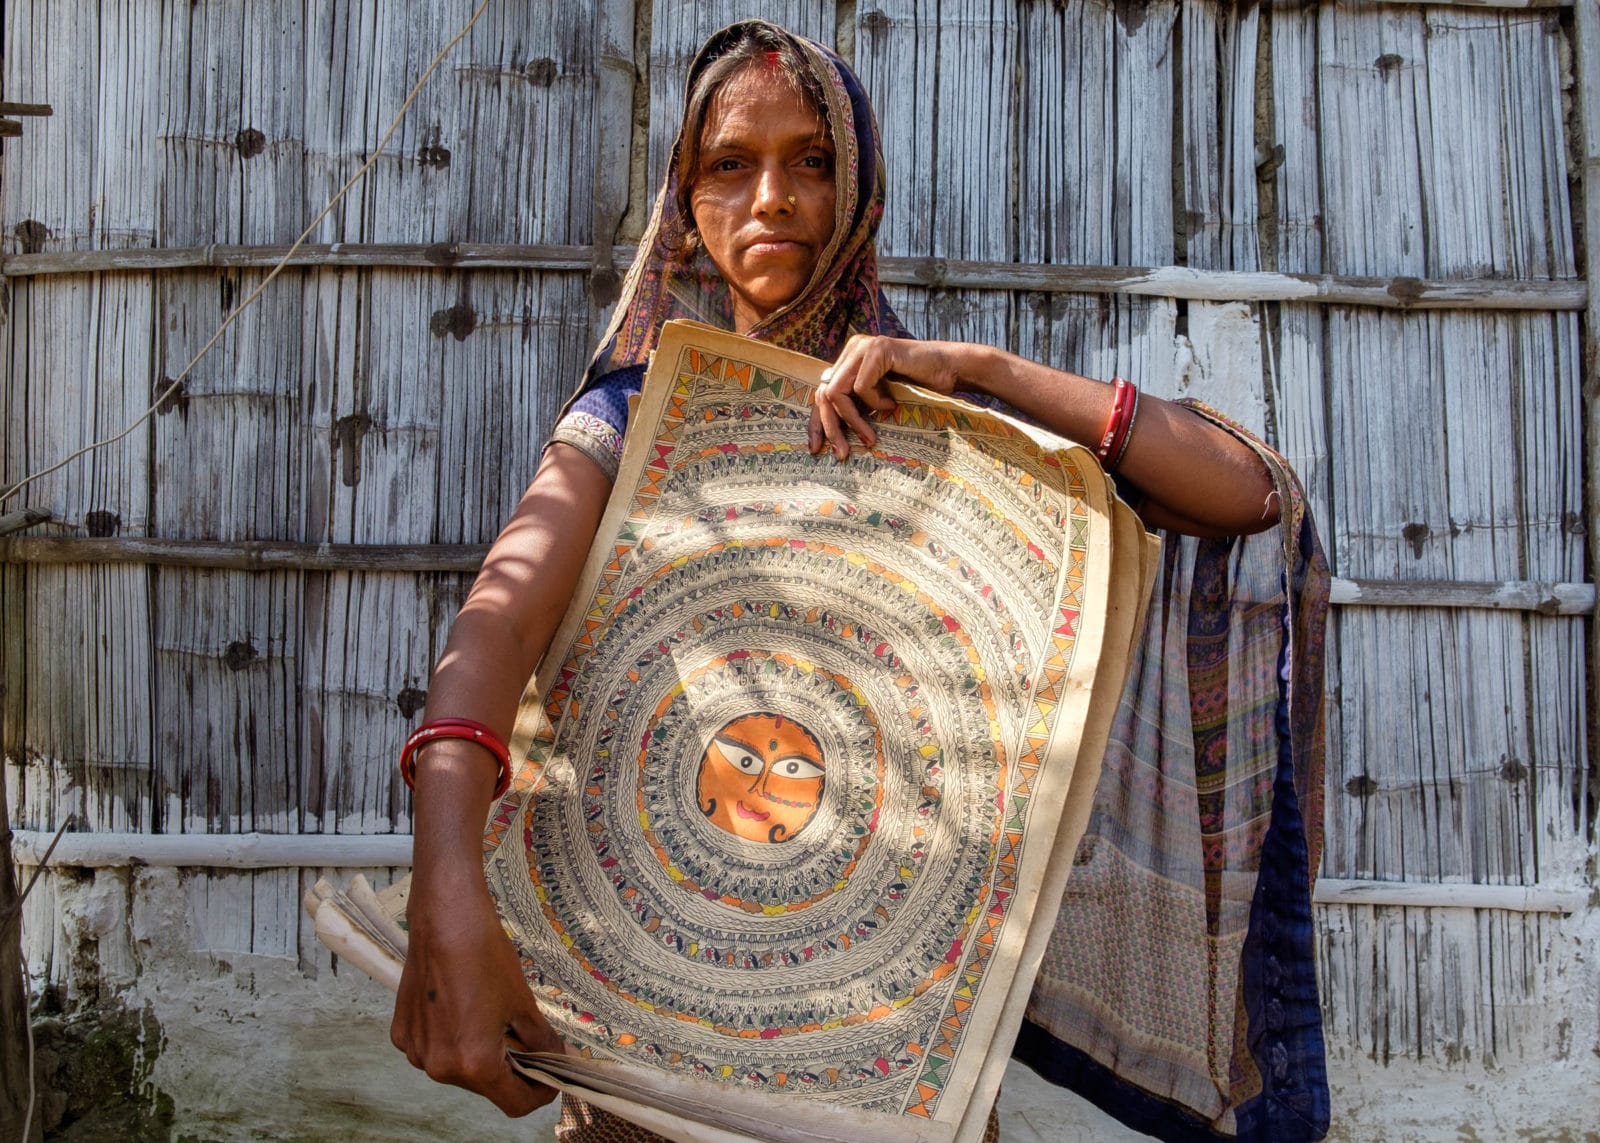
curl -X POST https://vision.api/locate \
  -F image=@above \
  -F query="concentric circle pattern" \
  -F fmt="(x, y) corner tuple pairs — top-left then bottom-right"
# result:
(485, 338), (1095, 1118)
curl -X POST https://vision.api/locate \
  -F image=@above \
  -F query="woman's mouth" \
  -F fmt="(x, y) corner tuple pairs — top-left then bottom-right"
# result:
(745, 239), (805, 257)
(735, 801), (771, 821)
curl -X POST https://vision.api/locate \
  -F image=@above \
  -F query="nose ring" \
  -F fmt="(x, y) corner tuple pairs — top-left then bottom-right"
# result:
(787, 195), (797, 204)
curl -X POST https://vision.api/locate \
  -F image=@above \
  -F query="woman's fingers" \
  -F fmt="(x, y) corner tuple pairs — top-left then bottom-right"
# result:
(391, 889), (561, 1118)
(811, 336), (902, 459)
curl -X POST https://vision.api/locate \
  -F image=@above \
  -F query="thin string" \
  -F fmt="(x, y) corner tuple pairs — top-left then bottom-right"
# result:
(0, 0), (494, 508)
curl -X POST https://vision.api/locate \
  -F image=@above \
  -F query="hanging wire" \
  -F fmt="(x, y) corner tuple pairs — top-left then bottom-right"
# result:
(0, 0), (494, 508)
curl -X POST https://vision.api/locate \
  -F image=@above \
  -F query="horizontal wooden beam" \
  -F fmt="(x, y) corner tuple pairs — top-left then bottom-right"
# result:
(1329, 577), (1595, 616)
(1312, 878), (1588, 915)
(0, 242), (1584, 311)
(10, 831), (1587, 913)
(3, 537), (1591, 615)
(10, 830), (413, 870)
(1359, 0), (1569, 6)
(0, 102), (51, 117)
(0, 535), (489, 572)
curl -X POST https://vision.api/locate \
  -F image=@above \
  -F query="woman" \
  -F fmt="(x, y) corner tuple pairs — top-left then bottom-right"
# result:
(391, 20), (1327, 1142)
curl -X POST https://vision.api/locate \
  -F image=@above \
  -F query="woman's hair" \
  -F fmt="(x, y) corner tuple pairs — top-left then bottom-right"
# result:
(669, 24), (832, 261)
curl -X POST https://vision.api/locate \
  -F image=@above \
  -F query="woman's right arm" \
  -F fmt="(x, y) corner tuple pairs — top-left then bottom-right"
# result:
(390, 442), (612, 1116)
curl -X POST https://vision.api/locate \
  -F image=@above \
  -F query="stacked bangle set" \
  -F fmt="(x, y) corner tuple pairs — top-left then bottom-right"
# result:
(1095, 377), (1139, 472)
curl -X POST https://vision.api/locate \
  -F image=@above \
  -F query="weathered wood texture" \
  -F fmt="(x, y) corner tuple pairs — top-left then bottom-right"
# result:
(1, 0), (1593, 1103)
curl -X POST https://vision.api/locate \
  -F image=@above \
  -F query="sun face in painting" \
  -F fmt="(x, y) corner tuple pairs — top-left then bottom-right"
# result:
(697, 713), (825, 843)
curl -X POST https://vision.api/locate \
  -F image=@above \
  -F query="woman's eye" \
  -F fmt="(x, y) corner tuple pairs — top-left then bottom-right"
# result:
(772, 756), (824, 780)
(801, 154), (832, 171)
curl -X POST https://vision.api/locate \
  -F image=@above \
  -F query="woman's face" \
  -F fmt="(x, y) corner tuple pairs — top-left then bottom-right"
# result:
(689, 65), (837, 332)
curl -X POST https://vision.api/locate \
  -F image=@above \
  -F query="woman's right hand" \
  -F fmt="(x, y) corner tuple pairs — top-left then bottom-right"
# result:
(391, 867), (564, 1116)
(387, 446), (612, 1114)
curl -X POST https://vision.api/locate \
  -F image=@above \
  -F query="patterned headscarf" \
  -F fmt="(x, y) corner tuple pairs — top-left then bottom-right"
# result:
(577, 20), (910, 397)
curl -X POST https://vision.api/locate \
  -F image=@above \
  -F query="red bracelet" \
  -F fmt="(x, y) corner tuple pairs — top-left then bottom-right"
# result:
(399, 718), (513, 799)
(1111, 384), (1141, 471)
(1096, 378), (1138, 471)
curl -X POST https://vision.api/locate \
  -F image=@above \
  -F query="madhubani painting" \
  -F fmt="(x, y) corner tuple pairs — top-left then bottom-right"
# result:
(485, 322), (1154, 1143)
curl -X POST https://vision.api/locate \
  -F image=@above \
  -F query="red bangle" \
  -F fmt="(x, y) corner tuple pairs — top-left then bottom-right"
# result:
(1110, 384), (1141, 471)
(399, 718), (512, 799)
(1096, 378), (1138, 470)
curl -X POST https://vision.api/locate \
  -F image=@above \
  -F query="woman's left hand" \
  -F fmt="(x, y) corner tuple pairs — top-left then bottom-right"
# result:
(808, 336), (976, 460)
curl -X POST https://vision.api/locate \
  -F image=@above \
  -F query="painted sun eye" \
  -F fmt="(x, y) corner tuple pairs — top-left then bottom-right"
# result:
(771, 756), (824, 780)
(713, 738), (764, 774)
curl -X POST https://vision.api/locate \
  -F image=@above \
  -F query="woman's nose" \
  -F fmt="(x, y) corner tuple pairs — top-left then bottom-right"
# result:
(752, 165), (795, 216)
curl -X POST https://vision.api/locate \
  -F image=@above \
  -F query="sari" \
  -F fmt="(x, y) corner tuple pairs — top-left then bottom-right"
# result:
(542, 19), (1330, 1142)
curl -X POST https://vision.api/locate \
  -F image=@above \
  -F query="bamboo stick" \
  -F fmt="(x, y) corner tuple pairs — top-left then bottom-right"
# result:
(9, 830), (1584, 914)
(590, 0), (637, 309)
(10, 830), (413, 869)
(0, 243), (1585, 311)
(0, 536), (1591, 614)
(1311, 878), (1585, 915)
(1354, 0), (1569, 7)
(1576, 0), (1600, 829)
(1328, 577), (1595, 615)
(0, 577), (36, 1139)
(0, 536), (489, 572)
(0, 790), (37, 1142)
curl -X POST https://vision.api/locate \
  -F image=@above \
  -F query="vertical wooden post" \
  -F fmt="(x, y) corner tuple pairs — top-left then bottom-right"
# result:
(589, 0), (637, 318)
(1576, 0), (1600, 827)
(0, 801), (39, 1141)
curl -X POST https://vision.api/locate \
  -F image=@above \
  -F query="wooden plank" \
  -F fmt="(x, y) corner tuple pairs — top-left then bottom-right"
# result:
(590, 0), (638, 304)
(0, 537), (490, 572)
(13, 833), (1591, 917)
(1270, 2), (1323, 276)
(145, 261), (305, 833)
(0, 0), (159, 254)
(7, 535), (1597, 615)
(644, 1), (836, 200)
(1332, 605), (1580, 884)
(1181, 0), (1262, 271)
(151, 570), (301, 835)
(155, 0), (308, 248)
(883, 286), (1012, 358)
(1313, 879), (1585, 914)
(1317, 4), (1432, 278)
(0, 245), (1586, 311)
(1, 273), (158, 835)
(183, 867), (299, 959)
(11, 831), (415, 868)
(1574, 0), (1600, 832)
(1268, 306), (1334, 542)
(1016, 0), (1175, 267)
(0, 790), (38, 1141)
(1330, 577), (1593, 614)
(297, 266), (587, 832)
(301, 570), (447, 834)
(0, 537), (488, 572)
(1317, 904), (1571, 1069)
(1315, 2), (1583, 899)
(857, 0), (1013, 261)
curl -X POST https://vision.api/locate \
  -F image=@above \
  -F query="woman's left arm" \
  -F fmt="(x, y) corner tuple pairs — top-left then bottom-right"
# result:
(808, 336), (1279, 537)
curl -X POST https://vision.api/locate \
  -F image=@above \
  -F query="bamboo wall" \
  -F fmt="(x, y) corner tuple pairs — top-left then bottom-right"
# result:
(2, 0), (1596, 1136)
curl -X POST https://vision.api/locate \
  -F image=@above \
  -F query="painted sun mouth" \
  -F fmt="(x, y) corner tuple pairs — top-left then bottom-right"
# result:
(734, 801), (771, 822)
